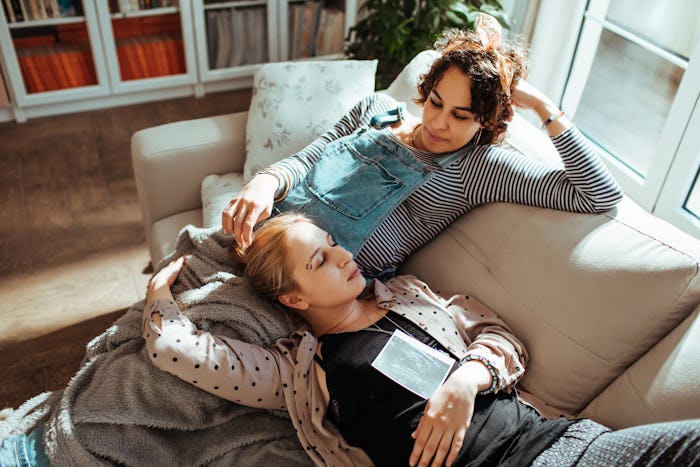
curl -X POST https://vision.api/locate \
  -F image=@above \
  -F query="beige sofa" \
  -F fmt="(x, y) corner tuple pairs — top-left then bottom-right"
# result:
(132, 57), (700, 431)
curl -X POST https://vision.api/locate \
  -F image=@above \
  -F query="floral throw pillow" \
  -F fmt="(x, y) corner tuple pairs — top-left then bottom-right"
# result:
(243, 59), (378, 181)
(201, 172), (245, 228)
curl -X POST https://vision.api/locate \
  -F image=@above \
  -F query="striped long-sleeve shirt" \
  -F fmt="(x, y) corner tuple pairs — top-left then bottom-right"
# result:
(269, 93), (623, 277)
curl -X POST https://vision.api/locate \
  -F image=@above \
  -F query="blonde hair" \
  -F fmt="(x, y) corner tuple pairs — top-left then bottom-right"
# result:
(232, 213), (311, 302)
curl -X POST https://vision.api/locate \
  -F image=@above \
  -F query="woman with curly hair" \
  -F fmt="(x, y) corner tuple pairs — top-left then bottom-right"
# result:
(222, 14), (623, 280)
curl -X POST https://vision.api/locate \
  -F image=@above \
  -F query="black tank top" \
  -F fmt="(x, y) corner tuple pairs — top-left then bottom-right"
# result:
(318, 312), (573, 466)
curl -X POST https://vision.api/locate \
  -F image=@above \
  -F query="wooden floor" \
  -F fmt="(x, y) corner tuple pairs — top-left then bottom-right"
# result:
(0, 88), (252, 409)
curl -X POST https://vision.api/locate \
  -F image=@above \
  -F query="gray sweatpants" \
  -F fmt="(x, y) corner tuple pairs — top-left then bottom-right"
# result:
(532, 418), (700, 466)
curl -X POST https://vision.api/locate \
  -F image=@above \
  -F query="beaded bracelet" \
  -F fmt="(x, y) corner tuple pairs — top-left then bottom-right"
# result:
(458, 354), (499, 395)
(541, 110), (565, 129)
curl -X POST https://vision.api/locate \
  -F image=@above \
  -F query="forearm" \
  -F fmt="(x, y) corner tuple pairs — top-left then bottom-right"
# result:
(552, 127), (624, 211)
(449, 360), (493, 394)
(145, 278), (175, 328)
(529, 96), (572, 138)
(450, 295), (528, 392)
(142, 300), (286, 409)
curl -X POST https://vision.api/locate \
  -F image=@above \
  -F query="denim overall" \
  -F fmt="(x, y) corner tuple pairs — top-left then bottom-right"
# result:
(276, 105), (465, 275)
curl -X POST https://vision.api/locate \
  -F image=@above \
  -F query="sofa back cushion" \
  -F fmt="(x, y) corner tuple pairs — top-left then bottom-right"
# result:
(383, 50), (439, 115)
(243, 59), (377, 181)
(400, 197), (700, 416)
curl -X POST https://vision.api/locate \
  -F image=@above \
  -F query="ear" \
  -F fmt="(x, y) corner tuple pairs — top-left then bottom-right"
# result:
(278, 292), (310, 311)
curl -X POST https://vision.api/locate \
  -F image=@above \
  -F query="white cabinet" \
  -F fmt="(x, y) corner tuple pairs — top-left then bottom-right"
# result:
(0, 1), (198, 122)
(192, 0), (355, 94)
(0, 0), (357, 122)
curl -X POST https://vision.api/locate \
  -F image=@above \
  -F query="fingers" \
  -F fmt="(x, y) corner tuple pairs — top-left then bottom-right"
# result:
(161, 256), (186, 286)
(445, 427), (466, 467)
(222, 198), (239, 236)
(410, 423), (456, 467)
(222, 198), (272, 247)
(409, 416), (427, 466)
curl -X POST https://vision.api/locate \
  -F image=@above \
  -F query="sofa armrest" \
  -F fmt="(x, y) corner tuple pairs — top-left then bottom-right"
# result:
(580, 305), (700, 428)
(131, 111), (248, 244)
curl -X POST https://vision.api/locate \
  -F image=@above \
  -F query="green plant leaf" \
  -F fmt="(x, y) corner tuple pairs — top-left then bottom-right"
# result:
(345, 0), (509, 86)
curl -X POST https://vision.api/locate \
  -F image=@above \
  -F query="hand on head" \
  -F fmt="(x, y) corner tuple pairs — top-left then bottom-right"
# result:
(510, 79), (554, 114)
(222, 173), (278, 247)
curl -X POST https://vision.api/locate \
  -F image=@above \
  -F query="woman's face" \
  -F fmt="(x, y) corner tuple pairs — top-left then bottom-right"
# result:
(284, 222), (366, 310)
(417, 65), (482, 153)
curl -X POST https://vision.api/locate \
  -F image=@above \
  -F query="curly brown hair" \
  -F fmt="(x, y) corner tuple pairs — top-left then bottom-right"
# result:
(416, 28), (528, 145)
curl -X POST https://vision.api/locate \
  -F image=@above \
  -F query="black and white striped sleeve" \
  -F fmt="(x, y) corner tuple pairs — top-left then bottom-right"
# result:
(465, 127), (623, 213)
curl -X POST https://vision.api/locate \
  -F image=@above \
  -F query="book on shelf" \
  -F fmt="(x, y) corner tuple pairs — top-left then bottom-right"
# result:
(228, 7), (244, 67)
(242, 7), (267, 65)
(15, 43), (97, 93)
(116, 34), (185, 80)
(286, 2), (343, 59)
(205, 9), (218, 69)
(3, 0), (82, 22)
(206, 5), (268, 69)
(213, 7), (230, 69)
(115, 0), (176, 13)
(289, 0), (322, 59)
(315, 8), (344, 56)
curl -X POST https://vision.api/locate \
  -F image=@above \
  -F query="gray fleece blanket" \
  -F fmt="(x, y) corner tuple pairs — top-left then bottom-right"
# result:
(0, 226), (313, 466)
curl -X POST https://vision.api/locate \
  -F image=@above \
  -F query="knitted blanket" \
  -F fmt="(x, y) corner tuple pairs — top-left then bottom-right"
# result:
(0, 226), (313, 466)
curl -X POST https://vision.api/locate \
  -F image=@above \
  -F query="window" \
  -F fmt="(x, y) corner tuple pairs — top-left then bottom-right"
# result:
(559, 0), (700, 236)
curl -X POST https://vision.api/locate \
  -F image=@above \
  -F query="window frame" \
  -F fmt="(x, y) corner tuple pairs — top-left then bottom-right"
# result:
(557, 0), (700, 238)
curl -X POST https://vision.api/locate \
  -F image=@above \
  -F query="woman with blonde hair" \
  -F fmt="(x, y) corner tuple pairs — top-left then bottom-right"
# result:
(144, 214), (699, 467)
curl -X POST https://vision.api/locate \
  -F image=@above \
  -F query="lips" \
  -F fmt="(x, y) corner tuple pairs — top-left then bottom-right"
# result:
(423, 127), (447, 144)
(348, 267), (361, 281)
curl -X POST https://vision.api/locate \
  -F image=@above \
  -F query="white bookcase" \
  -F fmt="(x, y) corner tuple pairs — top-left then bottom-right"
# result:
(0, 0), (357, 122)
(192, 0), (355, 95)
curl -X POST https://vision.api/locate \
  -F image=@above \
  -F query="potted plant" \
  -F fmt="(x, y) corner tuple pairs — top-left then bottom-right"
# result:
(345, 0), (510, 88)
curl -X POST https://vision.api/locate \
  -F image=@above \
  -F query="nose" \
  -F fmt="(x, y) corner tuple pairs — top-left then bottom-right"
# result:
(431, 108), (449, 130)
(334, 244), (353, 266)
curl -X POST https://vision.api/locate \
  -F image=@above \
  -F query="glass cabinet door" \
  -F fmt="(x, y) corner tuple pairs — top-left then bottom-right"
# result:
(1, 1), (103, 98)
(108, 1), (187, 81)
(283, 0), (346, 60)
(202, 0), (271, 70)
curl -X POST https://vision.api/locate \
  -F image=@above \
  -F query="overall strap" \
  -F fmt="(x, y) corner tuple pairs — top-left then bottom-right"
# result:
(370, 103), (406, 128)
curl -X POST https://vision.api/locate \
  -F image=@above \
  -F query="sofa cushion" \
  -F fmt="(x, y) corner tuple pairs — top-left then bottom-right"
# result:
(201, 172), (246, 228)
(581, 306), (700, 428)
(243, 59), (378, 181)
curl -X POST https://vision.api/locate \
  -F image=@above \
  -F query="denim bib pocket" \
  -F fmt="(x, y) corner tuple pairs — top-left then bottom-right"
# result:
(306, 141), (404, 219)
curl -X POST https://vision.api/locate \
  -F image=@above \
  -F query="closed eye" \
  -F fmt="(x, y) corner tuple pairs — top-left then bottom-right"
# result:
(318, 236), (338, 267)
(430, 97), (471, 121)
